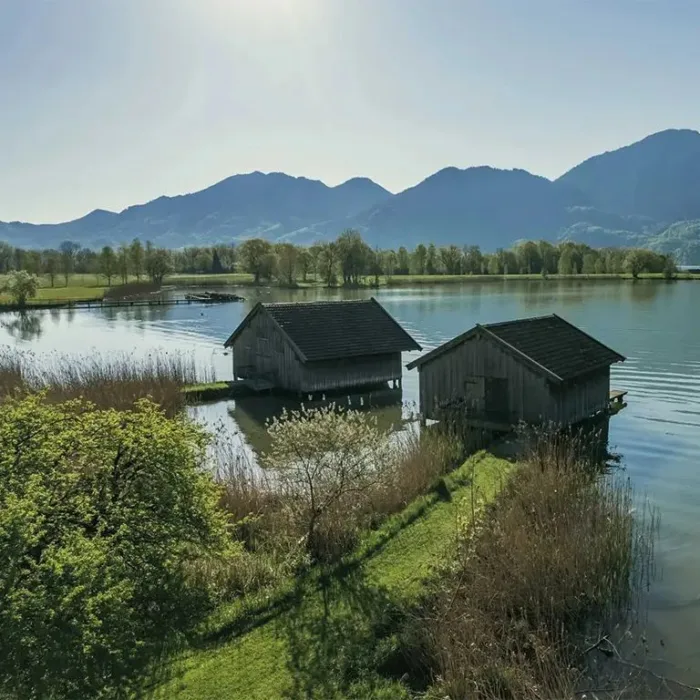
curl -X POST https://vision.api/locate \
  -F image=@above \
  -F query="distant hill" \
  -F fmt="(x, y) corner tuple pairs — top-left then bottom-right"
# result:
(0, 172), (393, 249)
(556, 129), (700, 222)
(346, 166), (587, 249)
(2, 129), (700, 262)
(646, 220), (700, 263)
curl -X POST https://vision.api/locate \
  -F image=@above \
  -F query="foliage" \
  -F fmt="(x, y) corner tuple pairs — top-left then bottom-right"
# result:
(0, 395), (232, 699)
(59, 240), (80, 284)
(239, 238), (275, 283)
(144, 241), (171, 285)
(129, 238), (145, 280)
(41, 249), (61, 286)
(317, 241), (338, 286)
(98, 245), (118, 285)
(2, 270), (38, 306)
(0, 232), (684, 291)
(275, 242), (298, 286)
(336, 229), (372, 284)
(264, 405), (394, 560)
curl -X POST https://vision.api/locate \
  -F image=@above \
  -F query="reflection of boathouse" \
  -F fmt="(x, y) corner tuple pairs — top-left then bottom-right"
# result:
(407, 314), (626, 429)
(230, 389), (405, 456)
(223, 298), (421, 395)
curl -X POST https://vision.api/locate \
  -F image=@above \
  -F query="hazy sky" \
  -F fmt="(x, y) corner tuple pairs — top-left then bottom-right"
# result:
(2, 0), (699, 223)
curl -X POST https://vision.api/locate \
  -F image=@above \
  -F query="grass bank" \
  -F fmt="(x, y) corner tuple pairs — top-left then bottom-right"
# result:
(2, 271), (696, 304)
(0, 284), (106, 306)
(182, 381), (234, 403)
(384, 271), (700, 285)
(148, 451), (513, 700)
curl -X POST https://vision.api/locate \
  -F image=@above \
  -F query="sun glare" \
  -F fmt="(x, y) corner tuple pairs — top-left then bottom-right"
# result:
(209, 0), (311, 22)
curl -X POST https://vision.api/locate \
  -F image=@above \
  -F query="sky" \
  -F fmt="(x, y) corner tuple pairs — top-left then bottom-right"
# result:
(1, 0), (700, 224)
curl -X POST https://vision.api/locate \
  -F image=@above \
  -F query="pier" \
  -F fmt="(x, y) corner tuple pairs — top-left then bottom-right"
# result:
(0, 297), (242, 313)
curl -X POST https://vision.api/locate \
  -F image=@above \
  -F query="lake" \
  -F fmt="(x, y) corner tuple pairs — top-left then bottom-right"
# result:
(1, 279), (699, 686)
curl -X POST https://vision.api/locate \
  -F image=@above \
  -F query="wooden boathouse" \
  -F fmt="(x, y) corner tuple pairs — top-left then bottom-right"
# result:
(223, 298), (421, 395)
(406, 314), (626, 429)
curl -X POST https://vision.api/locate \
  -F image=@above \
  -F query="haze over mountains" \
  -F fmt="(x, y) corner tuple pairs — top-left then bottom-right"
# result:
(3, 129), (700, 262)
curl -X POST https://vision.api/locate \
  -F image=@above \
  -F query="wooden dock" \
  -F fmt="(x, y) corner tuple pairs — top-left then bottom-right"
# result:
(0, 297), (240, 313)
(609, 389), (628, 405)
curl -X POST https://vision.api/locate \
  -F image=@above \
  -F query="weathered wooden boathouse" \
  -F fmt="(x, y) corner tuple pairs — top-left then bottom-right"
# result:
(406, 314), (626, 428)
(223, 298), (421, 395)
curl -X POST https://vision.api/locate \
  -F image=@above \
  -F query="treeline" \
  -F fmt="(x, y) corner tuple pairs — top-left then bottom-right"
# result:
(0, 230), (677, 286)
(0, 239), (174, 286)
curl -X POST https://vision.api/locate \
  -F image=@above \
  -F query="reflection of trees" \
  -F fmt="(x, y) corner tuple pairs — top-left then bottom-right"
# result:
(99, 304), (170, 325)
(1, 311), (44, 341)
(625, 280), (662, 305)
(230, 390), (404, 457)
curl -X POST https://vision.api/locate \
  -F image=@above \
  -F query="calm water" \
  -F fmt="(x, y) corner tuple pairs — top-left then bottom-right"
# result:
(1, 280), (699, 684)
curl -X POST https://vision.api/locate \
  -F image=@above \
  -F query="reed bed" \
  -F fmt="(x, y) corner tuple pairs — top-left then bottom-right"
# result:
(417, 425), (657, 700)
(0, 347), (215, 415)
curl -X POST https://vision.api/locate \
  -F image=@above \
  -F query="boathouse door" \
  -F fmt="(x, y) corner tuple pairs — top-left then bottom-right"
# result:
(484, 377), (509, 420)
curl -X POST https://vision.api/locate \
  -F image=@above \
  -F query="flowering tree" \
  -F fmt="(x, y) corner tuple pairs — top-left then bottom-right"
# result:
(2, 270), (38, 307)
(264, 404), (392, 559)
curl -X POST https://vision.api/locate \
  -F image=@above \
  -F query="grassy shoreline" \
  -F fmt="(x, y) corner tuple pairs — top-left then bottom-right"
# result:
(1, 270), (698, 307)
(148, 451), (513, 699)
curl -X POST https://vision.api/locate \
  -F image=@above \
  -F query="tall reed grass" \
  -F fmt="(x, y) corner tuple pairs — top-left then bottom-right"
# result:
(417, 425), (657, 700)
(0, 348), (214, 415)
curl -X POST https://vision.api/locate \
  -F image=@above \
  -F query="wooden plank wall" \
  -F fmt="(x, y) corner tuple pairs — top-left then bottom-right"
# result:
(552, 367), (610, 424)
(417, 331), (612, 425)
(231, 311), (402, 393)
(231, 311), (304, 391)
(301, 353), (401, 393)
(418, 333), (551, 422)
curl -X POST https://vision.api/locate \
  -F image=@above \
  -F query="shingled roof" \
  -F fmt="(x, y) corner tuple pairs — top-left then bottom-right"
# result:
(407, 314), (624, 382)
(224, 298), (421, 362)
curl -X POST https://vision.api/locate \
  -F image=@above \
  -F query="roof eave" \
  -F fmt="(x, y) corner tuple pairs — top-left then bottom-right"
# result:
(551, 314), (626, 364)
(406, 327), (479, 370)
(369, 297), (422, 353)
(479, 325), (565, 384)
(223, 303), (263, 348)
(222, 304), (309, 362)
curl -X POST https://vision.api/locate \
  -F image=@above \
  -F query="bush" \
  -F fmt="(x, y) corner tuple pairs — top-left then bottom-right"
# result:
(1, 270), (38, 307)
(0, 395), (232, 699)
(263, 404), (395, 561)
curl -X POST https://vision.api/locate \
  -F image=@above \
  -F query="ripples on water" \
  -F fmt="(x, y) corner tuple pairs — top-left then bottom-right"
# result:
(1, 280), (699, 684)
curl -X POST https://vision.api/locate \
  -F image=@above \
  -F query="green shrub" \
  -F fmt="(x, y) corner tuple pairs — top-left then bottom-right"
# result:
(0, 394), (232, 699)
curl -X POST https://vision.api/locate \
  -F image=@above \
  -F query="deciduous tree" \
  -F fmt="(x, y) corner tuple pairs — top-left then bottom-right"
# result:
(2, 270), (38, 306)
(98, 245), (118, 286)
(240, 238), (275, 283)
(264, 405), (392, 561)
(0, 396), (231, 699)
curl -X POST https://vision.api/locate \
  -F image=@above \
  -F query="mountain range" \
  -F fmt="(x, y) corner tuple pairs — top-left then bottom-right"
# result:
(3, 128), (700, 262)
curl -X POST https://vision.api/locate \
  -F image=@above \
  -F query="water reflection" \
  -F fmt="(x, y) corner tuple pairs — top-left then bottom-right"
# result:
(229, 389), (406, 457)
(99, 304), (172, 325)
(626, 279), (664, 304)
(1, 311), (44, 342)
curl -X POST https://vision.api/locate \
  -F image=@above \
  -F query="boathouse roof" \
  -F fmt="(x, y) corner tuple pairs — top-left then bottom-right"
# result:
(224, 298), (421, 362)
(406, 314), (625, 382)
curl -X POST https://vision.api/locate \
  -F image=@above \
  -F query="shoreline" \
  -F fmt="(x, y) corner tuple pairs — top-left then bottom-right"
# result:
(0, 271), (697, 312)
